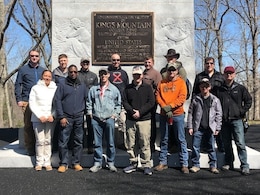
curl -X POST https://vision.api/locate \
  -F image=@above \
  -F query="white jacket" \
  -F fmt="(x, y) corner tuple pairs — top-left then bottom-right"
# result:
(29, 80), (57, 122)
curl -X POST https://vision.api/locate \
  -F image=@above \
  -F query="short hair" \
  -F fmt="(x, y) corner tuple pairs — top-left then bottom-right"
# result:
(58, 54), (68, 60)
(145, 55), (154, 62)
(41, 70), (52, 78)
(68, 64), (77, 71)
(204, 57), (215, 64)
(29, 49), (40, 55)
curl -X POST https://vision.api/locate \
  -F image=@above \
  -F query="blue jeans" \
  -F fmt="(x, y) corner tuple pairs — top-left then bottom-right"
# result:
(191, 128), (217, 168)
(159, 114), (189, 167)
(58, 115), (84, 166)
(92, 118), (116, 166)
(222, 119), (249, 169)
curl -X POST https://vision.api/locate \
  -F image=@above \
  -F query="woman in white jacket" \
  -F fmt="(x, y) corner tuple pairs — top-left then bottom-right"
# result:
(29, 70), (57, 171)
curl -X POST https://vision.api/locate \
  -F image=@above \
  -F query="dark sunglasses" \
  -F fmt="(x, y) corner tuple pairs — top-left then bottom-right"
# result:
(30, 55), (39, 57)
(112, 59), (120, 62)
(69, 71), (78, 74)
(206, 62), (214, 65)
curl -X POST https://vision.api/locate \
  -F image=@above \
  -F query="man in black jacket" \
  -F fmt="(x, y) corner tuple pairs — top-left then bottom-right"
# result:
(122, 66), (155, 175)
(216, 66), (252, 175)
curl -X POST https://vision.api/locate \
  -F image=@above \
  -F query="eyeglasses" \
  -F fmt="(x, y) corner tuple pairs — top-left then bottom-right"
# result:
(30, 55), (39, 57)
(206, 62), (214, 65)
(69, 71), (78, 74)
(112, 59), (120, 62)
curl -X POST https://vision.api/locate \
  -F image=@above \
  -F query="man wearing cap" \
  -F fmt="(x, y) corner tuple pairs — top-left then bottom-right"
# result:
(108, 53), (129, 150)
(87, 68), (121, 173)
(54, 65), (88, 173)
(192, 57), (225, 153)
(187, 78), (222, 174)
(155, 62), (189, 174)
(78, 57), (98, 154)
(122, 66), (155, 175)
(216, 66), (252, 175)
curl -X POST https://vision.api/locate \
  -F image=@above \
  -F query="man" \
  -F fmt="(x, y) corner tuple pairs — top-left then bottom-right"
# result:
(53, 54), (68, 84)
(15, 49), (45, 156)
(87, 68), (121, 173)
(216, 66), (252, 175)
(160, 49), (187, 80)
(192, 57), (225, 153)
(52, 53), (69, 152)
(142, 56), (162, 153)
(54, 65), (88, 173)
(78, 57), (98, 154)
(155, 62), (189, 174)
(108, 53), (129, 150)
(123, 66), (155, 175)
(187, 78), (222, 174)
(160, 49), (188, 154)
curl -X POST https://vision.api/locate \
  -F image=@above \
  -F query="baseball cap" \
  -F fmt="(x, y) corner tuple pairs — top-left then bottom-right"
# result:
(224, 66), (235, 73)
(132, 66), (143, 75)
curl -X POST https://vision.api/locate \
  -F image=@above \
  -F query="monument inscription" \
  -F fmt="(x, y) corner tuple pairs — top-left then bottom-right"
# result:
(92, 12), (154, 65)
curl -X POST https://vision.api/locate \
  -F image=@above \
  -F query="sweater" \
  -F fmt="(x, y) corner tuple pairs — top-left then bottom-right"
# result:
(156, 76), (187, 116)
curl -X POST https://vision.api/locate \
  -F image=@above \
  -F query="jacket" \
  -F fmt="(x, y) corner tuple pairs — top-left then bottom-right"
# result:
(187, 93), (222, 133)
(15, 63), (45, 102)
(123, 82), (155, 121)
(156, 76), (187, 116)
(87, 82), (121, 120)
(192, 69), (224, 98)
(216, 81), (252, 121)
(78, 69), (98, 89)
(54, 76), (88, 119)
(29, 80), (57, 122)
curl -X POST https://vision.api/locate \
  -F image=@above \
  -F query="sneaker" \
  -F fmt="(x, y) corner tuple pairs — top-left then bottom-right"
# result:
(74, 164), (83, 171)
(58, 165), (68, 173)
(241, 168), (250, 175)
(181, 166), (189, 174)
(123, 165), (137, 174)
(154, 164), (168, 171)
(89, 165), (102, 173)
(210, 167), (219, 174)
(222, 165), (233, 171)
(144, 167), (152, 175)
(45, 165), (53, 171)
(108, 165), (117, 172)
(190, 166), (200, 173)
(35, 165), (42, 171)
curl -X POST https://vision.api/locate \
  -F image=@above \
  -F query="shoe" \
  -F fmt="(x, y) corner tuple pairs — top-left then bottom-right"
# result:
(89, 165), (102, 173)
(45, 165), (53, 171)
(123, 165), (137, 174)
(154, 164), (168, 171)
(144, 167), (152, 175)
(221, 165), (233, 171)
(108, 165), (117, 172)
(190, 166), (200, 173)
(58, 165), (68, 173)
(181, 166), (189, 174)
(241, 168), (250, 175)
(35, 165), (42, 171)
(74, 164), (83, 171)
(210, 167), (219, 174)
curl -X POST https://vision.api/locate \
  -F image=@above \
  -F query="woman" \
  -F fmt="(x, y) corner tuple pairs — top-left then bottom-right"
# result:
(29, 70), (57, 171)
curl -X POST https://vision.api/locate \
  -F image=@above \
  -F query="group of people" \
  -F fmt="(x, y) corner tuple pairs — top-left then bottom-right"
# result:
(15, 48), (252, 176)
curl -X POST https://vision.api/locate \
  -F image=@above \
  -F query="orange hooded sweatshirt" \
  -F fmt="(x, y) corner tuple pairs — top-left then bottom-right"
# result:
(156, 76), (187, 116)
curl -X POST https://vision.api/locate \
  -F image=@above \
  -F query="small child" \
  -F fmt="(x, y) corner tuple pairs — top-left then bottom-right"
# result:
(187, 78), (222, 174)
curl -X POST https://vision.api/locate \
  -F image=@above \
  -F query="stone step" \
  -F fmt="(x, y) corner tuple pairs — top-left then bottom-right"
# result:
(1, 140), (260, 169)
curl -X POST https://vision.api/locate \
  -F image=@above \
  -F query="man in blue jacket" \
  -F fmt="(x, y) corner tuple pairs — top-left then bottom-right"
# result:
(15, 49), (45, 156)
(54, 65), (88, 173)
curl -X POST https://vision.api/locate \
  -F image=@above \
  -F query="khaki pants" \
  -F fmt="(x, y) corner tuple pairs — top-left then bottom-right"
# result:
(22, 102), (35, 153)
(126, 119), (151, 168)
